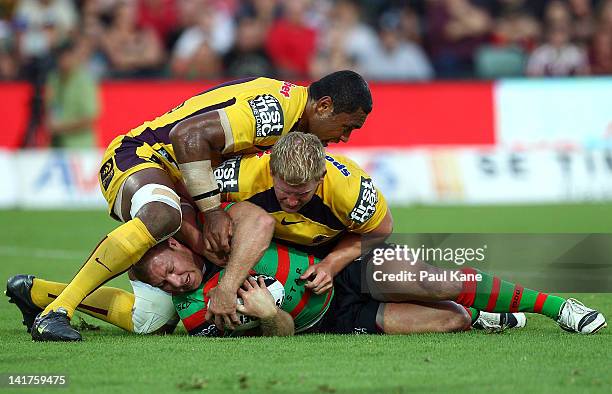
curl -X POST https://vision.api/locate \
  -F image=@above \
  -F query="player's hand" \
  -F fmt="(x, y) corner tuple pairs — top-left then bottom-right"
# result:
(236, 277), (277, 320)
(202, 208), (233, 256)
(205, 285), (240, 330)
(299, 262), (335, 295)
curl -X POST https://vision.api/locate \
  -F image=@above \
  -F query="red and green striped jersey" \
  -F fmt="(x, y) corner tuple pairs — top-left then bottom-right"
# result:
(173, 242), (334, 335)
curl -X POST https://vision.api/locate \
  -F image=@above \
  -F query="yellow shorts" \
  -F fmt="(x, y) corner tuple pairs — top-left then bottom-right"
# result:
(98, 135), (182, 215)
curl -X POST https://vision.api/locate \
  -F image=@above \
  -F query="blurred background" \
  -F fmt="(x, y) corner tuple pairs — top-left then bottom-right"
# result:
(0, 0), (611, 212)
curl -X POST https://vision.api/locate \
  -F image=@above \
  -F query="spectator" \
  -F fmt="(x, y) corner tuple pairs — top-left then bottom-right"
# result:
(100, 1), (164, 78)
(426, 0), (492, 78)
(14, 0), (78, 146)
(544, 0), (572, 30)
(0, 18), (18, 79)
(45, 39), (99, 148)
(265, 0), (317, 79)
(224, 16), (274, 77)
(600, 0), (612, 32)
(236, 0), (280, 31)
(568, 0), (596, 44)
(359, 10), (434, 81)
(136, 0), (178, 50)
(490, 1), (541, 52)
(14, 0), (78, 61)
(589, 28), (612, 74)
(170, 4), (233, 77)
(526, 24), (589, 76)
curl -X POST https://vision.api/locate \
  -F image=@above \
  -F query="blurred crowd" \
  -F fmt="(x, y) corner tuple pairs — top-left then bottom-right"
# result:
(1, 0), (612, 83)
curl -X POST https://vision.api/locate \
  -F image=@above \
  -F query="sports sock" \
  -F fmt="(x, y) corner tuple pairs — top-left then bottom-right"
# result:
(32, 279), (135, 332)
(463, 307), (480, 325)
(42, 218), (156, 318)
(456, 268), (565, 320)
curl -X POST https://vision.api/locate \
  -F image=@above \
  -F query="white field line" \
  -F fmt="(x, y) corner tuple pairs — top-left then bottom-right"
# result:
(0, 245), (87, 261)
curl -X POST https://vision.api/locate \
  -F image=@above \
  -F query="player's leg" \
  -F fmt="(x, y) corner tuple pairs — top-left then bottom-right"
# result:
(378, 301), (471, 334)
(366, 246), (606, 334)
(32, 168), (182, 341)
(8, 275), (178, 334)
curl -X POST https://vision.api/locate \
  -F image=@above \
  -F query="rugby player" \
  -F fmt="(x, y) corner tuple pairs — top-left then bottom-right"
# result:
(31, 71), (373, 341)
(214, 132), (394, 297)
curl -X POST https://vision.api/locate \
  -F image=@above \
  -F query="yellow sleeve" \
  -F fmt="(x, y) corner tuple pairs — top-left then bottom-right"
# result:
(326, 155), (388, 234)
(345, 176), (388, 233)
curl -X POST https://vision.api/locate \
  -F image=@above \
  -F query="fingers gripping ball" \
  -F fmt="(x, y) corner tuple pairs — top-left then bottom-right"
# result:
(209, 275), (285, 331)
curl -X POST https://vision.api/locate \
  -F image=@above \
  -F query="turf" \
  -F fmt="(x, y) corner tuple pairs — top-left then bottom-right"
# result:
(0, 206), (611, 393)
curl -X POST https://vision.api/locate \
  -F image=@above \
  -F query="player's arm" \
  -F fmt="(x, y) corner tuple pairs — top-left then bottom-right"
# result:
(169, 110), (232, 254)
(205, 201), (276, 330)
(237, 277), (294, 336)
(302, 208), (394, 294)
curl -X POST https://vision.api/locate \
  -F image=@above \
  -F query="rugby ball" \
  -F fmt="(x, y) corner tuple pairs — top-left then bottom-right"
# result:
(210, 274), (285, 331)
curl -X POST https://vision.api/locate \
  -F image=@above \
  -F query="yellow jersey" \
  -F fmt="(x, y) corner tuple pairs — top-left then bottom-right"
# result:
(215, 151), (388, 249)
(99, 78), (308, 212)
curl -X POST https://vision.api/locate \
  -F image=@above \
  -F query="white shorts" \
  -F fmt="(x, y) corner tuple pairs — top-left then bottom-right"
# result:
(130, 280), (179, 334)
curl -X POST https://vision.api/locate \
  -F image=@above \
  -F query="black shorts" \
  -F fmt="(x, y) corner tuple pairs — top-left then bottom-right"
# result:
(317, 258), (383, 335)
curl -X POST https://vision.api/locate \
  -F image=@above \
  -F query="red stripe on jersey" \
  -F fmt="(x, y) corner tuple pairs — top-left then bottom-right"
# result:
(289, 252), (316, 318)
(485, 277), (501, 311)
(202, 274), (220, 304)
(510, 285), (524, 312)
(275, 244), (291, 284)
(290, 290), (312, 318)
(533, 293), (548, 313)
(456, 268), (478, 307)
(182, 309), (206, 331)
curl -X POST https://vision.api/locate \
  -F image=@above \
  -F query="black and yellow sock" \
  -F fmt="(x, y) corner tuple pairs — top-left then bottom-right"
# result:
(456, 268), (565, 320)
(42, 218), (156, 318)
(32, 278), (136, 332)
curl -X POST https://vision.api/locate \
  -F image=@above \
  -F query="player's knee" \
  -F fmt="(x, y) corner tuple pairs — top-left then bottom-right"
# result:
(130, 184), (182, 241)
(139, 203), (182, 241)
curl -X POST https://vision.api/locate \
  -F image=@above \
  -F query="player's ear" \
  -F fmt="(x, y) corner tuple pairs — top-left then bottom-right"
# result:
(316, 96), (333, 115)
(167, 237), (179, 249)
(318, 170), (327, 184)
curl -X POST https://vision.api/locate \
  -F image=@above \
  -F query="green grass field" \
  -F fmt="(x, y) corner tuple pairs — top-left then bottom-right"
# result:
(1, 205), (611, 393)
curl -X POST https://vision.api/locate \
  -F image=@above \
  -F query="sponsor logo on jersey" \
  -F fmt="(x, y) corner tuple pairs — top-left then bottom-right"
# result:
(99, 158), (115, 191)
(349, 177), (378, 224)
(175, 301), (192, 312)
(279, 81), (296, 98)
(249, 94), (284, 137)
(214, 156), (241, 192)
(325, 155), (351, 176)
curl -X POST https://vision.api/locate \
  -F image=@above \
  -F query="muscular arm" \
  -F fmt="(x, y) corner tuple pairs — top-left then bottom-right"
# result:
(302, 208), (394, 294)
(204, 201), (276, 328)
(325, 208), (394, 275)
(219, 202), (276, 292)
(169, 111), (226, 165)
(169, 110), (233, 253)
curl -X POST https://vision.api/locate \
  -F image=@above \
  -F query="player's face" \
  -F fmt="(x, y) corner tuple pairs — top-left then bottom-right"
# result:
(148, 242), (203, 294)
(308, 106), (367, 146)
(273, 176), (322, 213)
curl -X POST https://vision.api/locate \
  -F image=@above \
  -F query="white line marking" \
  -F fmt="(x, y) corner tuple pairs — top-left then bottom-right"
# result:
(0, 245), (87, 260)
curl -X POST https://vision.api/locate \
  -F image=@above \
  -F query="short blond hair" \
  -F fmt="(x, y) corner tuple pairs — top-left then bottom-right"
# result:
(270, 132), (326, 185)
